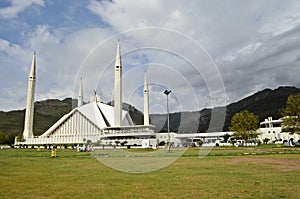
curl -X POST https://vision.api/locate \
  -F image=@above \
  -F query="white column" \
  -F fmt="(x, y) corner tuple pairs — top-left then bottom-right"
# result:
(78, 78), (83, 107)
(114, 39), (122, 127)
(23, 52), (36, 138)
(144, 71), (150, 126)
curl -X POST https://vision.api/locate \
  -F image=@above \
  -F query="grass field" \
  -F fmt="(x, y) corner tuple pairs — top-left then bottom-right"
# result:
(0, 146), (299, 199)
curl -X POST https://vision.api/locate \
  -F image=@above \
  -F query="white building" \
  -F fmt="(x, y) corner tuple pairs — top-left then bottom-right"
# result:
(156, 132), (182, 147)
(175, 132), (234, 147)
(258, 117), (300, 143)
(15, 41), (156, 147)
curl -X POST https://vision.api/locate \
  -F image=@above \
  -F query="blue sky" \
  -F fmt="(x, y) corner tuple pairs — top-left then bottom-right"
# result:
(0, 0), (300, 113)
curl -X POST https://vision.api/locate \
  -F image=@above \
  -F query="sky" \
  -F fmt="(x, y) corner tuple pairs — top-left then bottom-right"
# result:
(0, 0), (300, 114)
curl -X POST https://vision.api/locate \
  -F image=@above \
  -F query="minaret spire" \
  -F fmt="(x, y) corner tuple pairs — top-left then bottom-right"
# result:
(23, 52), (36, 138)
(144, 70), (150, 126)
(114, 39), (122, 126)
(78, 77), (83, 107)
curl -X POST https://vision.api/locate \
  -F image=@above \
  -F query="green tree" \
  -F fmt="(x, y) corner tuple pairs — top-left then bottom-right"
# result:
(197, 139), (203, 147)
(229, 110), (259, 143)
(5, 134), (16, 146)
(223, 133), (231, 142)
(16, 133), (25, 142)
(0, 131), (6, 144)
(281, 94), (300, 134)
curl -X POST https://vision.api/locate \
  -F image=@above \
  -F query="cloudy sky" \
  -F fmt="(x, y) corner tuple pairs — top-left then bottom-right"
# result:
(0, 0), (299, 114)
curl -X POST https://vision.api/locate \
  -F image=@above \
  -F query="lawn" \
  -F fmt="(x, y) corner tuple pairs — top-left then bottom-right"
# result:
(0, 146), (299, 199)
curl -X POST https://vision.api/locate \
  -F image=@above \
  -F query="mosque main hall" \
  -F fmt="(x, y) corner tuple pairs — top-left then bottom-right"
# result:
(15, 40), (157, 148)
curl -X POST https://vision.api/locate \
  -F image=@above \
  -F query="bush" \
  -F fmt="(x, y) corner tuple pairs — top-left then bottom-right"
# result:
(159, 141), (165, 146)
(121, 141), (128, 146)
(257, 140), (262, 146)
(230, 140), (237, 146)
(198, 140), (203, 147)
(0, 131), (6, 144)
(263, 138), (270, 144)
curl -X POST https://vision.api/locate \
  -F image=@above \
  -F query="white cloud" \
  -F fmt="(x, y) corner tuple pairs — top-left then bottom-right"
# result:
(0, 0), (45, 19)
(1, 0), (300, 114)
(224, 42), (263, 61)
(260, 11), (300, 36)
(0, 24), (114, 110)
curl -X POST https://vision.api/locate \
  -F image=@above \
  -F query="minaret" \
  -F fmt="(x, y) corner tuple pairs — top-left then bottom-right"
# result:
(144, 71), (150, 126)
(78, 78), (83, 107)
(114, 39), (122, 126)
(23, 52), (36, 138)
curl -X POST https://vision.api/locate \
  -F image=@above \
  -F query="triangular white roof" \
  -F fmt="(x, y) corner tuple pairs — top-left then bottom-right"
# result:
(77, 102), (133, 127)
(41, 102), (134, 137)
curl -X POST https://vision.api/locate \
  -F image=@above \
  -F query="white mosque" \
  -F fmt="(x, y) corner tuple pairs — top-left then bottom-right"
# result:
(15, 41), (156, 148)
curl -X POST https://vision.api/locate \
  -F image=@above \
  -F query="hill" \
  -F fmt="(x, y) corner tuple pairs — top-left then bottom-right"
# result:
(0, 86), (299, 144)
(150, 86), (300, 132)
(0, 99), (143, 145)
(224, 86), (300, 130)
(0, 98), (75, 144)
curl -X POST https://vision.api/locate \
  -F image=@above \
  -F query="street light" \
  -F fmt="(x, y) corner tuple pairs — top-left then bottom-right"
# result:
(164, 89), (171, 151)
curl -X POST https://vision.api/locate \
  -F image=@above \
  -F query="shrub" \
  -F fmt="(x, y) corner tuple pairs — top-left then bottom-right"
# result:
(263, 138), (270, 144)
(159, 141), (165, 146)
(198, 140), (203, 147)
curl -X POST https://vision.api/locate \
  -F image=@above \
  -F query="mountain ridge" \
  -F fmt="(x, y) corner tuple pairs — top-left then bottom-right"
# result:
(150, 86), (300, 132)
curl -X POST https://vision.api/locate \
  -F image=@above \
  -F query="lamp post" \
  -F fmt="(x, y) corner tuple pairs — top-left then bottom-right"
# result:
(164, 89), (171, 151)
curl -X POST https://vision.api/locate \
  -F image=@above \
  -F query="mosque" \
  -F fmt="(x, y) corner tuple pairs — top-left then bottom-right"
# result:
(15, 41), (157, 148)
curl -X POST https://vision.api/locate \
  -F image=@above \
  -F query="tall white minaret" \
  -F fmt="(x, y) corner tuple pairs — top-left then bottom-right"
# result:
(23, 52), (36, 138)
(144, 71), (150, 126)
(114, 39), (122, 127)
(78, 78), (83, 107)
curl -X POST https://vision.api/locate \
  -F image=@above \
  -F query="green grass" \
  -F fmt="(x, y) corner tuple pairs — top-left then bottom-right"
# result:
(0, 147), (299, 199)
(126, 148), (156, 153)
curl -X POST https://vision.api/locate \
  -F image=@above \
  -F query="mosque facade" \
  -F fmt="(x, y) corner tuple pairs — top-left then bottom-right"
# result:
(15, 41), (156, 147)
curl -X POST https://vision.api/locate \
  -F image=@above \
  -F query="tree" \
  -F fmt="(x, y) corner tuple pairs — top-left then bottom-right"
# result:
(16, 133), (25, 142)
(0, 131), (6, 144)
(223, 133), (231, 143)
(229, 110), (259, 143)
(281, 94), (300, 134)
(5, 134), (16, 146)
(197, 139), (203, 147)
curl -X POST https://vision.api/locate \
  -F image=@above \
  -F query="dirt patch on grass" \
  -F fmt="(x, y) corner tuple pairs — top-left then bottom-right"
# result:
(227, 157), (300, 171)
